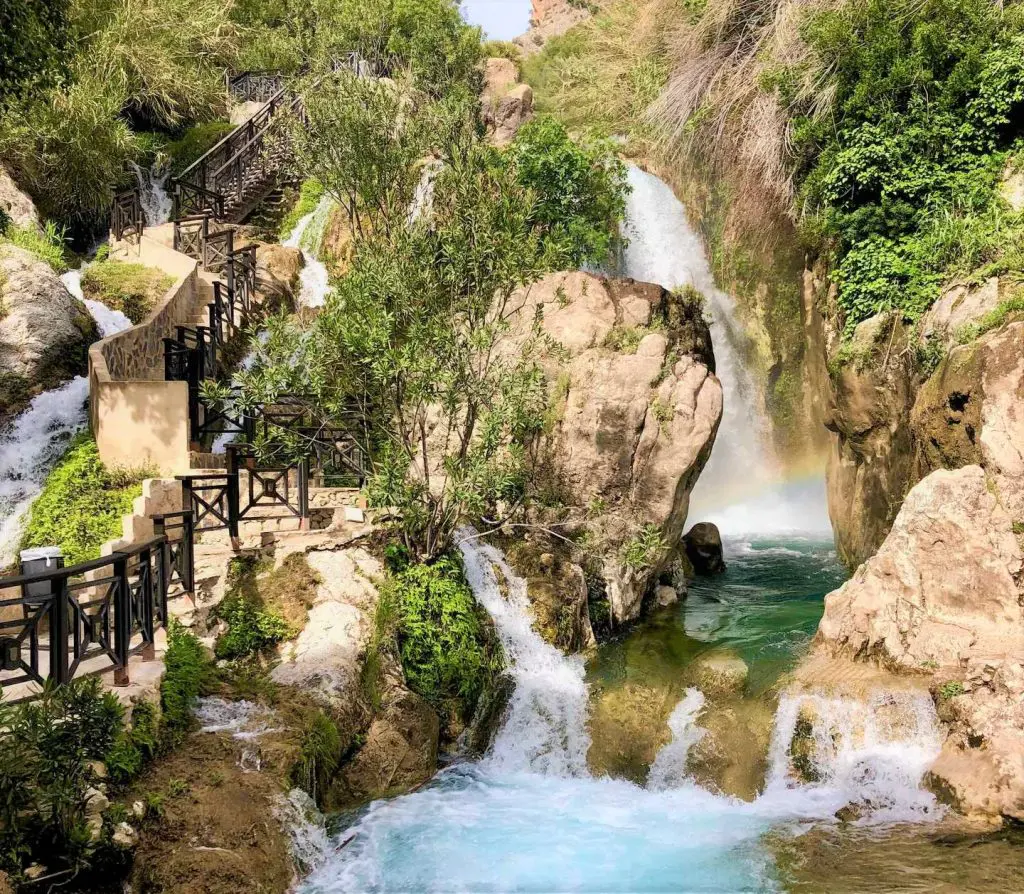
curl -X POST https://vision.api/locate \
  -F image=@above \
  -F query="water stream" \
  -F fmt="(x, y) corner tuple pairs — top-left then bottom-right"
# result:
(284, 196), (334, 309)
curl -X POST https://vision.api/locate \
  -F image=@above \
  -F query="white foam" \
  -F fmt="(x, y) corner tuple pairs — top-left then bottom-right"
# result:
(646, 688), (707, 791)
(458, 533), (591, 777)
(284, 196), (334, 308)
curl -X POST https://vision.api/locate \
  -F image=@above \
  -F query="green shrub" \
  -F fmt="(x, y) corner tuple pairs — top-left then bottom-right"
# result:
(160, 622), (216, 743)
(213, 558), (294, 660)
(790, 0), (1024, 332)
(20, 434), (149, 566)
(938, 680), (965, 700)
(0, 677), (124, 878)
(620, 524), (666, 572)
(387, 555), (498, 725)
(105, 700), (160, 784)
(290, 711), (341, 807)
(0, 220), (69, 272)
(163, 121), (236, 176)
(506, 116), (630, 267)
(955, 293), (1024, 344)
(81, 260), (174, 323)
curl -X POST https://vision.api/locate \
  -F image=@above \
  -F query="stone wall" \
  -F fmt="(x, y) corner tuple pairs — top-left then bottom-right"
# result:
(89, 236), (203, 475)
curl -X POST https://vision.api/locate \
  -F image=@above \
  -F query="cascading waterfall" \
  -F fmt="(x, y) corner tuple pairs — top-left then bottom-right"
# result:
(459, 534), (591, 777)
(618, 166), (830, 535)
(0, 267), (131, 565)
(284, 196), (334, 308)
(298, 167), (949, 892)
(131, 160), (173, 227)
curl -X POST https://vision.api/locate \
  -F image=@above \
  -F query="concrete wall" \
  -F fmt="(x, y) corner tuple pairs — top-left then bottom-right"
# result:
(101, 478), (185, 556)
(89, 234), (203, 475)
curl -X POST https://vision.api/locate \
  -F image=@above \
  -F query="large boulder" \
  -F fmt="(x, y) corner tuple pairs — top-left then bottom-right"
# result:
(683, 522), (725, 575)
(255, 243), (303, 310)
(510, 272), (722, 623)
(0, 245), (97, 419)
(481, 57), (534, 146)
(817, 465), (1024, 670)
(0, 166), (40, 231)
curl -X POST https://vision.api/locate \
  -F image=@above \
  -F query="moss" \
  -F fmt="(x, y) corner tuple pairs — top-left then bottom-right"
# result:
(20, 433), (149, 566)
(213, 556), (296, 660)
(81, 260), (174, 324)
(278, 178), (324, 241)
(382, 554), (503, 739)
(290, 711), (341, 808)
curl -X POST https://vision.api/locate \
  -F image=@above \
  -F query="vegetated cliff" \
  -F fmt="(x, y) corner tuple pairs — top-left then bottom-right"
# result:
(507, 270), (722, 627)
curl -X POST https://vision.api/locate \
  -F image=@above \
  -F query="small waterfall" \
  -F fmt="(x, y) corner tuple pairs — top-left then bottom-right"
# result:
(646, 688), (706, 791)
(274, 789), (333, 874)
(131, 161), (173, 227)
(618, 167), (831, 534)
(0, 266), (131, 565)
(284, 196), (333, 308)
(765, 689), (944, 823)
(195, 697), (282, 740)
(458, 534), (591, 777)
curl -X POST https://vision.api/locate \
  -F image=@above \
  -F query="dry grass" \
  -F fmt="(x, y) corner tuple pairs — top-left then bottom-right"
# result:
(650, 0), (841, 217)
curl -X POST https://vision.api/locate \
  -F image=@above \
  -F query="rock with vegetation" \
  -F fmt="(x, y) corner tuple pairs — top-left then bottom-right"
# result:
(482, 57), (534, 146)
(81, 259), (173, 324)
(912, 320), (1024, 522)
(683, 522), (725, 575)
(0, 244), (97, 418)
(824, 313), (920, 567)
(255, 243), (304, 307)
(511, 271), (721, 623)
(0, 166), (40, 231)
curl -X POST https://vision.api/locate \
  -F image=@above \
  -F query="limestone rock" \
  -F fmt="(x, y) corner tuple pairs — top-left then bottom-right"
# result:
(817, 466), (1024, 670)
(509, 272), (721, 623)
(481, 57), (533, 146)
(1001, 157), (1024, 213)
(587, 681), (677, 783)
(0, 166), (40, 231)
(920, 277), (1002, 348)
(255, 243), (303, 309)
(655, 585), (678, 607)
(690, 651), (748, 698)
(272, 546), (381, 737)
(912, 320), (1024, 521)
(685, 698), (774, 801)
(0, 245), (97, 419)
(683, 522), (725, 575)
(333, 689), (439, 805)
(825, 313), (919, 567)
(112, 822), (139, 849)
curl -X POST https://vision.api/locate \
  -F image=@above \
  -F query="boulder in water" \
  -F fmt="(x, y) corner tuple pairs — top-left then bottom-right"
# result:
(685, 697), (774, 801)
(255, 243), (303, 310)
(683, 522), (725, 575)
(690, 651), (748, 697)
(0, 245), (97, 420)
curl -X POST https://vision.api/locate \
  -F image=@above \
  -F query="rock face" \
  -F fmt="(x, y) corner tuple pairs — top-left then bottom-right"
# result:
(824, 292), (1023, 567)
(683, 522), (725, 575)
(511, 271), (722, 623)
(0, 245), (97, 419)
(824, 313), (919, 567)
(255, 243), (303, 309)
(481, 57), (534, 146)
(814, 465), (1024, 822)
(818, 466), (1023, 669)
(518, 0), (595, 53)
(0, 166), (40, 231)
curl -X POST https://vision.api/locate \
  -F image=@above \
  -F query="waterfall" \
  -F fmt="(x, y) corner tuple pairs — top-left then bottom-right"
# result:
(764, 689), (944, 823)
(459, 534), (591, 777)
(131, 161), (173, 227)
(284, 196), (333, 308)
(646, 688), (706, 791)
(618, 166), (830, 535)
(0, 266), (131, 566)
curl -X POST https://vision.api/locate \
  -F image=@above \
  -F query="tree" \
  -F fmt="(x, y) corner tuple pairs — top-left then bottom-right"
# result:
(0, 0), (71, 105)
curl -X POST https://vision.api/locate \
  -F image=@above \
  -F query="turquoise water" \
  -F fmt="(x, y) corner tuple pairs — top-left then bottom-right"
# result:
(297, 539), (884, 894)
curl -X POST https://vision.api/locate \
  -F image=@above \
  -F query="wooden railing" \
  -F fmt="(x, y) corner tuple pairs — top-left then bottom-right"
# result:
(0, 512), (194, 702)
(111, 189), (144, 242)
